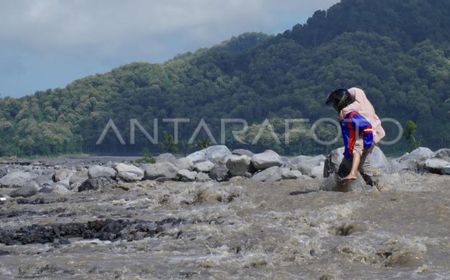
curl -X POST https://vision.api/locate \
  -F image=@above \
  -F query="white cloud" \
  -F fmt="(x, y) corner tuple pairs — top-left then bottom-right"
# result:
(0, 0), (339, 58)
(0, 0), (340, 96)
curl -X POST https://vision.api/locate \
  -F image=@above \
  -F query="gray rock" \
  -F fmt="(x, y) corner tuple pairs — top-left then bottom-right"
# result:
(324, 147), (346, 177)
(9, 182), (39, 198)
(232, 149), (254, 157)
(0, 167), (7, 179)
(58, 177), (71, 188)
(368, 147), (394, 173)
(143, 162), (179, 180)
(320, 173), (370, 192)
(69, 170), (88, 190)
(39, 185), (54, 194)
(186, 145), (232, 163)
(252, 166), (283, 183)
(35, 175), (53, 187)
(424, 158), (450, 175)
(433, 149), (450, 162)
(322, 146), (391, 192)
(78, 177), (116, 192)
(70, 170), (88, 183)
(394, 147), (434, 171)
(280, 156), (290, 165)
(177, 169), (197, 182)
(280, 168), (302, 180)
(52, 169), (73, 182)
(324, 146), (392, 178)
(251, 150), (283, 170)
(52, 184), (71, 195)
(194, 160), (215, 173)
(105, 161), (115, 168)
(174, 157), (194, 171)
(88, 165), (117, 179)
(114, 163), (144, 182)
(0, 171), (36, 188)
(196, 172), (211, 182)
(209, 164), (230, 182)
(75, 165), (84, 171)
(156, 153), (177, 164)
(226, 155), (251, 176)
(290, 155), (326, 177)
(311, 163), (325, 179)
(442, 166), (450, 175)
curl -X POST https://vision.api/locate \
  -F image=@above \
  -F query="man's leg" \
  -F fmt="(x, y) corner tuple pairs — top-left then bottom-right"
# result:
(342, 139), (364, 181)
(341, 152), (360, 181)
(358, 146), (383, 190)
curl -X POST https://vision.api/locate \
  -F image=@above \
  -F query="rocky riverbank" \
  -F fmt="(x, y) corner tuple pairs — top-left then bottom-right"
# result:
(0, 146), (449, 279)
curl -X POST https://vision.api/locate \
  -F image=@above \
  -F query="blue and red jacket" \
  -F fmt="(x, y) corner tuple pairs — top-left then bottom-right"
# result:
(341, 111), (374, 159)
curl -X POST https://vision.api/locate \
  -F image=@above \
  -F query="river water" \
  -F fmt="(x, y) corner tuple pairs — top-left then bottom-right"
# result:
(0, 173), (449, 279)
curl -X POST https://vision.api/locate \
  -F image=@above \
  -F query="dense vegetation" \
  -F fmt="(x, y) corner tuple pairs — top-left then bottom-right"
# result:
(1, 0), (449, 156)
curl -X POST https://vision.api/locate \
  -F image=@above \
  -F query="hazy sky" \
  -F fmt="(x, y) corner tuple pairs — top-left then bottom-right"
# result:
(0, 0), (339, 97)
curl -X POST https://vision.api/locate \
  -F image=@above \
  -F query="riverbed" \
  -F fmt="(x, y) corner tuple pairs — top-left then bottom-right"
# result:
(1, 172), (449, 279)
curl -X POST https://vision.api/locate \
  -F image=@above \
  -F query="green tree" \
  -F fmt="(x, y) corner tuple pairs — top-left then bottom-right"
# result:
(403, 120), (421, 151)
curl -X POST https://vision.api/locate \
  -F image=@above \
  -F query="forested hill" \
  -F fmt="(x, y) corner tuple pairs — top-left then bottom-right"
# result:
(0, 0), (449, 156)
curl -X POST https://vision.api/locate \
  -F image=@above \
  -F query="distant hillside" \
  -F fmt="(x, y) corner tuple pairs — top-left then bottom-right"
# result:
(0, 0), (449, 156)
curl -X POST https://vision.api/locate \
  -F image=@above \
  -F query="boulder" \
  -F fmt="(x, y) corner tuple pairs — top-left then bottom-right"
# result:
(52, 184), (71, 195)
(280, 168), (302, 180)
(324, 146), (392, 178)
(226, 155), (251, 176)
(156, 153), (177, 164)
(320, 173), (370, 192)
(174, 157), (194, 171)
(424, 158), (450, 175)
(196, 172), (211, 182)
(442, 166), (450, 175)
(252, 166), (283, 183)
(69, 170), (88, 190)
(322, 146), (391, 192)
(57, 177), (71, 188)
(209, 164), (230, 182)
(394, 147), (434, 171)
(194, 160), (215, 173)
(0, 167), (7, 179)
(78, 177), (116, 192)
(177, 169), (197, 182)
(186, 145), (231, 163)
(35, 175), (54, 188)
(324, 147), (345, 177)
(143, 162), (179, 180)
(251, 150), (283, 170)
(368, 146), (394, 173)
(0, 171), (36, 188)
(290, 155), (326, 177)
(232, 149), (254, 157)
(114, 163), (144, 182)
(311, 162), (325, 179)
(52, 169), (73, 182)
(433, 149), (450, 162)
(88, 165), (117, 179)
(103, 160), (115, 167)
(39, 185), (54, 194)
(9, 182), (39, 198)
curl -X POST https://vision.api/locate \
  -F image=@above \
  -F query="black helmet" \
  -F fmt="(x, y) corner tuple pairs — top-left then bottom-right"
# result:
(326, 88), (354, 112)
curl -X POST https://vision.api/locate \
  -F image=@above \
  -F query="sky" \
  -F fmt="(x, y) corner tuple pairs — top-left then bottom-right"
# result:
(0, 0), (339, 97)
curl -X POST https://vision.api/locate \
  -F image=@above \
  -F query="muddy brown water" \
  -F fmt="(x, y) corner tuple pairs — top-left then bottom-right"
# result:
(0, 173), (450, 279)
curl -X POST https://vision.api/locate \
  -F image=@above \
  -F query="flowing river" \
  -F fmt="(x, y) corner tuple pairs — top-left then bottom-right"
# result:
(0, 171), (450, 279)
